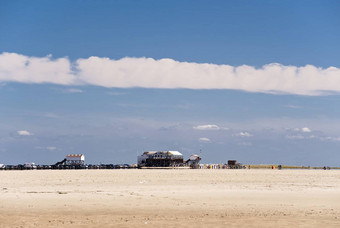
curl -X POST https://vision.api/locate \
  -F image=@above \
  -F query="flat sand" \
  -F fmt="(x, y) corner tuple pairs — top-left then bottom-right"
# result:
(0, 169), (339, 227)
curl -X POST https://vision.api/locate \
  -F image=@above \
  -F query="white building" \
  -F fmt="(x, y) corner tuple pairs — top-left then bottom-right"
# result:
(65, 154), (85, 165)
(24, 162), (36, 169)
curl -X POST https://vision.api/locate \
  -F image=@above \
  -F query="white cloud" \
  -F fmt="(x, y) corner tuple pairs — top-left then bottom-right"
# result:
(2, 52), (340, 95)
(320, 136), (340, 142)
(198, 137), (211, 143)
(46, 146), (57, 151)
(301, 127), (311, 133)
(286, 134), (317, 140)
(286, 135), (306, 140)
(193, 124), (220, 130)
(61, 88), (83, 93)
(17, 130), (32, 136)
(0, 52), (75, 85)
(238, 132), (253, 137)
(293, 127), (312, 133)
(36, 146), (57, 151)
(285, 105), (302, 109)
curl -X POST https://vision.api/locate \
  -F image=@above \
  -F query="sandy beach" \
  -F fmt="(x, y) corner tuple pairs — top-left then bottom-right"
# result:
(0, 169), (339, 227)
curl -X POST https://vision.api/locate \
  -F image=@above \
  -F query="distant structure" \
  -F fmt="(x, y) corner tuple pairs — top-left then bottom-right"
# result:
(65, 154), (85, 165)
(24, 162), (36, 169)
(186, 154), (201, 168)
(227, 160), (243, 169)
(228, 160), (237, 166)
(137, 151), (184, 167)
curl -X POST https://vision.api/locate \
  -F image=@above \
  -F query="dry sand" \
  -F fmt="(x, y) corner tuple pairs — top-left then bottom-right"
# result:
(0, 169), (339, 227)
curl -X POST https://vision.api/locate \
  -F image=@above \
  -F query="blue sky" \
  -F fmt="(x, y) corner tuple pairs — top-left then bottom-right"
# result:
(1, 0), (340, 166)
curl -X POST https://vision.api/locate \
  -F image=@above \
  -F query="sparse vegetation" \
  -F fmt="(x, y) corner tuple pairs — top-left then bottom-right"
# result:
(245, 164), (340, 169)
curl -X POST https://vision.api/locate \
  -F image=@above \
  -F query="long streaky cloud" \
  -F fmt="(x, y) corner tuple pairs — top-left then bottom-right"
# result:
(1, 52), (340, 95)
